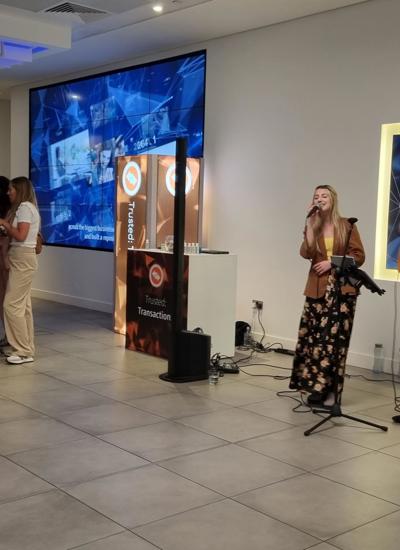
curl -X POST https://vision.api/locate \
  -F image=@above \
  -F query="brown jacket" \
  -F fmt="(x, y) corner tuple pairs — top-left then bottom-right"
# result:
(300, 220), (365, 298)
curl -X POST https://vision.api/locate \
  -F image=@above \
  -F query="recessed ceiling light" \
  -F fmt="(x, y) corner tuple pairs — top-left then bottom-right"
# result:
(153, 4), (163, 13)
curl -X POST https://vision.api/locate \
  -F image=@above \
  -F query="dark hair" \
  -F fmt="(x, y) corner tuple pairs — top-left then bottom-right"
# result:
(0, 176), (10, 218)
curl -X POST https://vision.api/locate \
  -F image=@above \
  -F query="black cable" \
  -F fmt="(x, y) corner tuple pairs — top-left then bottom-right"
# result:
(276, 390), (312, 413)
(276, 390), (333, 420)
(257, 308), (266, 347)
(243, 307), (284, 353)
(347, 373), (400, 383)
(239, 372), (289, 380)
(239, 362), (291, 372)
(254, 342), (284, 353)
(239, 361), (291, 381)
(232, 350), (257, 363)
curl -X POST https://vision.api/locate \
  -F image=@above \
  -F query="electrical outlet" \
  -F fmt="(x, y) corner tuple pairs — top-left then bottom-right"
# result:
(252, 299), (263, 310)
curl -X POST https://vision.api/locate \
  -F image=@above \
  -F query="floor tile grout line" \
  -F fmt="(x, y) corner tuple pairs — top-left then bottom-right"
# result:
(310, 467), (400, 508)
(311, 447), (400, 474)
(0, 389), (165, 422)
(2, 299), (400, 547)
(2, 381), (288, 456)
(233, 438), (372, 473)
(0, 386), (170, 424)
(226, 488), (396, 545)
(0, 485), (55, 508)
(0, 457), (159, 534)
(172, 414), (296, 443)
(308, 423), (394, 451)
(320, 507), (400, 547)
(0, 402), (169, 462)
(4, 448), (155, 494)
(0, 366), (181, 406)
(1, 383), (398, 453)
(5, 387), (395, 487)
(63, 480), (226, 535)
(64, 529), (141, 550)
(2, 410), (309, 513)
(2, 397), (277, 487)
(4, 404), (317, 485)
(154, 457), (307, 500)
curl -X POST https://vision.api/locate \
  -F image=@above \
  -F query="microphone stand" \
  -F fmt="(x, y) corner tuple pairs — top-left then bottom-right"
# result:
(304, 219), (388, 436)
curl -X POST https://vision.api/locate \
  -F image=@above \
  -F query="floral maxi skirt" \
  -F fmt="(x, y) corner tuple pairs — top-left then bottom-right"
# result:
(289, 276), (357, 396)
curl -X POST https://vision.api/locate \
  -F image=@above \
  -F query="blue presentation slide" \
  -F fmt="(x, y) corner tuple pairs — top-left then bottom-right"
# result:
(30, 51), (206, 250)
(387, 135), (400, 268)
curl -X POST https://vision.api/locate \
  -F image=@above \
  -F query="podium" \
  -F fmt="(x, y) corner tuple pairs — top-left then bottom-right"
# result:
(125, 249), (237, 359)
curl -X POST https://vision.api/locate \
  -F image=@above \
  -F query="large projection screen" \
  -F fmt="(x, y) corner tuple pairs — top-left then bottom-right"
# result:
(29, 50), (206, 251)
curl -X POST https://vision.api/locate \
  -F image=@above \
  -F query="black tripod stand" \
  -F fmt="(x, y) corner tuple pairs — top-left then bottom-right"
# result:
(304, 221), (388, 436)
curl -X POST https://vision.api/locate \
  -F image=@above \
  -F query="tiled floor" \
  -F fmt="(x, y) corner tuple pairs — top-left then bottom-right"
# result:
(0, 299), (400, 549)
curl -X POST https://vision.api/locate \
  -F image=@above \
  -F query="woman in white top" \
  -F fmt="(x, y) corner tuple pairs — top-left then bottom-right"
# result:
(0, 177), (40, 364)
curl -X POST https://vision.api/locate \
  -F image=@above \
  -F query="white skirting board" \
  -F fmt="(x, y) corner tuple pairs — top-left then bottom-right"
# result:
(252, 331), (400, 374)
(31, 288), (113, 313)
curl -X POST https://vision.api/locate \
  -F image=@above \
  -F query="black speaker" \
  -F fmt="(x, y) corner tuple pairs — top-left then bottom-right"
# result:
(235, 321), (251, 346)
(161, 330), (210, 382)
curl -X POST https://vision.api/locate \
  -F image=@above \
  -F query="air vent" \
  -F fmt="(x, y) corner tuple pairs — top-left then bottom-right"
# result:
(45, 3), (108, 15)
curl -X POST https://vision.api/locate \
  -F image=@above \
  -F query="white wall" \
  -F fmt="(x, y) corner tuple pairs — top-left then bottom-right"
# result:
(0, 99), (10, 177)
(203, 0), (400, 370)
(10, 0), (400, 368)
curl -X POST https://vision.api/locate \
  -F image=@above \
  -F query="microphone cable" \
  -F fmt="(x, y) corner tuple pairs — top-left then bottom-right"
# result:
(258, 308), (265, 348)
(276, 390), (312, 413)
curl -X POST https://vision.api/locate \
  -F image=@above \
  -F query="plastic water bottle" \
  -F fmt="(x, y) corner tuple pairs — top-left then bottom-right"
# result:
(208, 365), (219, 385)
(243, 326), (251, 347)
(373, 343), (384, 374)
(145, 239), (150, 249)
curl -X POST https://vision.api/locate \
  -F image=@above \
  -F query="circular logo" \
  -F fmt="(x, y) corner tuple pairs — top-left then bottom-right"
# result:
(165, 163), (193, 196)
(122, 161), (142, 196)
(149, 264), (164, 288)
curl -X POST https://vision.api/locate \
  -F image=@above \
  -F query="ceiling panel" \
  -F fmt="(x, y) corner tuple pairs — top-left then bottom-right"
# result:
(0, 1), (149, 14)
(0, 0), (371, 96)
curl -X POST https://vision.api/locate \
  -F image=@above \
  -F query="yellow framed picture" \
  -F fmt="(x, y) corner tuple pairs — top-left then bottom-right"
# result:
(375, 123), (400, 281)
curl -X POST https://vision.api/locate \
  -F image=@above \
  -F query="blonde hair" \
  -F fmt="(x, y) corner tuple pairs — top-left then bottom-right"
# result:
(8, 177), (39, 222)
(313, 185), (347, 251)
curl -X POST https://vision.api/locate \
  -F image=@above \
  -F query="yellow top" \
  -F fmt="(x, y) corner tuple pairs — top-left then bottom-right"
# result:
(324, 237), (333, 260)
(324, 237), (334, 259)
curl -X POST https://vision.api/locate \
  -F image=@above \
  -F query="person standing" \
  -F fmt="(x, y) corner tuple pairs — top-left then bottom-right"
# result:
(289, 185), (365, 405)
(0, 177), (40, 364)
(0, 176), (11, 346)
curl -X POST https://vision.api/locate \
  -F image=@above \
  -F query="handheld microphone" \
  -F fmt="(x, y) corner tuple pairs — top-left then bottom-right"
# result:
(306, 205), (320, 218)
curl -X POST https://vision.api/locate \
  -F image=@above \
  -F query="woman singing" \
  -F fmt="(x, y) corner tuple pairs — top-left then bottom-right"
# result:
(289, 185), (365, 406)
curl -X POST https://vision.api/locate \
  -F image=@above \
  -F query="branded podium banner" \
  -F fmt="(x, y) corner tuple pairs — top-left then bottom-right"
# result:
(126, 250), (188, 358)
(114, 154), (202, 335)
(156, 156), (201, 248)
(114, 155), (148, 333)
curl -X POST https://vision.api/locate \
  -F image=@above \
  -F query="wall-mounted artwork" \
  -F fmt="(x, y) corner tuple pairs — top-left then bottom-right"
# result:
(375, 123), (400, 281)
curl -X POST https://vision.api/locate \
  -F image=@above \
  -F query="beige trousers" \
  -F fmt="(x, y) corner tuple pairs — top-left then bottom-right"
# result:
(4, 246), (37, 357)
(0, 236), (9, 331)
